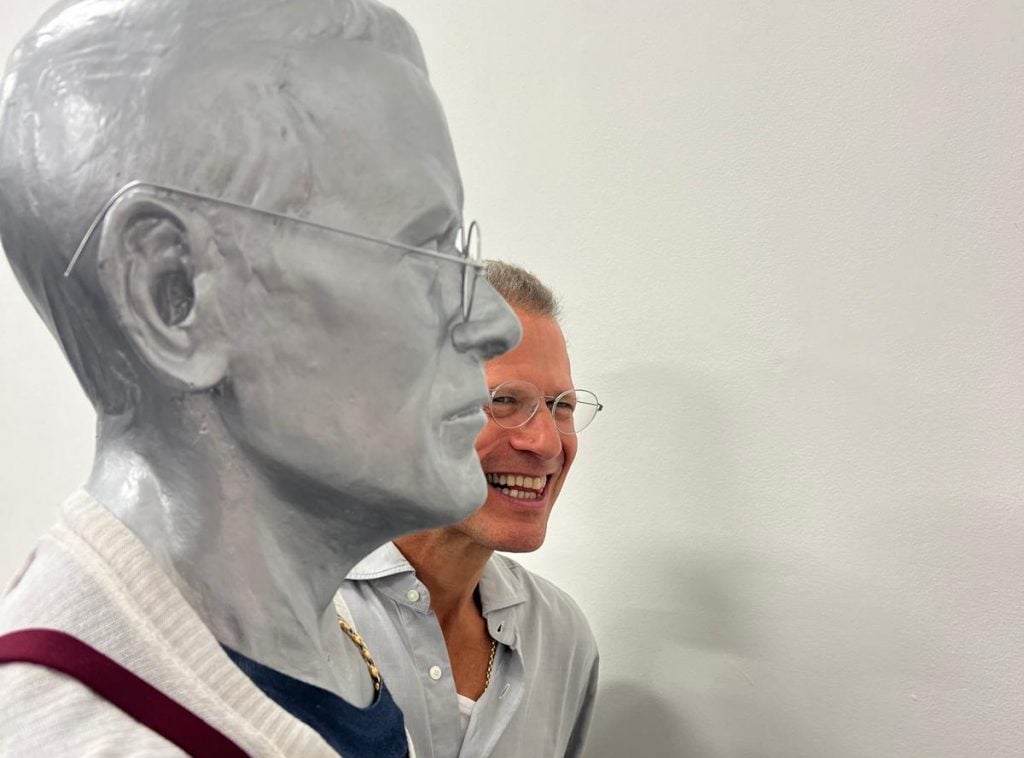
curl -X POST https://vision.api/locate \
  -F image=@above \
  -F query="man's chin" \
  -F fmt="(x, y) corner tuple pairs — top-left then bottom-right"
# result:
(457, 507), (550, 553)
(479, 531), (547, 554)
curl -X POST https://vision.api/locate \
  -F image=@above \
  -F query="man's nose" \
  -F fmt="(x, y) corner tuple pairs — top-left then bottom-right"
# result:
(451, 278), (522, 360)
(508, 404), (563, 460)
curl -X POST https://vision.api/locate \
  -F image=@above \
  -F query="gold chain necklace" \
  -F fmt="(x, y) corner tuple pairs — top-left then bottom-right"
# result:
(337, 617), (382, 693)
(484, 638), (498, 689)
(339, 616), (498, 695)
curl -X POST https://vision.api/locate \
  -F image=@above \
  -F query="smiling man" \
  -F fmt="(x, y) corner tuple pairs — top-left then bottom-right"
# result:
(0, 1), (520, 755)
(340, 262), (601, 758)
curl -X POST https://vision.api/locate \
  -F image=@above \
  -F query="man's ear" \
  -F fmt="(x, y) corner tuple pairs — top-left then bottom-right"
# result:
(95, 188), (229, 392)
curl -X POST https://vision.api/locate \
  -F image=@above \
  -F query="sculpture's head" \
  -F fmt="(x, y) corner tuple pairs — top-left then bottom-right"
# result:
(0, 0), (521, 524)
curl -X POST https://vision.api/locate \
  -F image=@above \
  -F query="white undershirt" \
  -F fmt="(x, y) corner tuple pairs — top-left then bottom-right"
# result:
(456, 694), (476, 740)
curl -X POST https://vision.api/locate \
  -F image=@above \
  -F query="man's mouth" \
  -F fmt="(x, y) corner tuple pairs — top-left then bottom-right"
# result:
(485, 472), (549, 501)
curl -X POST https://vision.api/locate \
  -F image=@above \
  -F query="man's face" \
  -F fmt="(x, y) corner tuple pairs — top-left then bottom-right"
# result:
(216, 45), (520, 529)
(454, 308), (578, 552)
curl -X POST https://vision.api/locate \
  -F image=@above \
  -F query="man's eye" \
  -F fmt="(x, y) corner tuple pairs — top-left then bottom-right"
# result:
(489, 395), (522, 419)
(548, 399), (575, 417)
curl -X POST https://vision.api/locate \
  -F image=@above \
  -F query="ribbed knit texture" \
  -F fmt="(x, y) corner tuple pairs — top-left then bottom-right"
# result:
(0, 490), (407, 757)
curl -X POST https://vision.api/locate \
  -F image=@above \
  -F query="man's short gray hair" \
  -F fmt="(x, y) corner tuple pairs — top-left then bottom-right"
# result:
(484, 260), (561, 321)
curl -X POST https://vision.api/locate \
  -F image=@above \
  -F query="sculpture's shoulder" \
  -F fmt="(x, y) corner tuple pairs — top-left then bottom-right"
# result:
(1, 492), (154, 636)
(0, 527), (71, 634)
(0, 518), (181, 753)
(0, 509), (101, 636)
(0, 662), (185, 756)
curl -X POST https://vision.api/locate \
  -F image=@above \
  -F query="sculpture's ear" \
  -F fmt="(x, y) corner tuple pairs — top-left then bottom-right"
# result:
(95, 189), (229, 392)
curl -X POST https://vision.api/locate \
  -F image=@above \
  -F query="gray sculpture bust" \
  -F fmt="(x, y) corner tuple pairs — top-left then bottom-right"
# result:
(0, 0), (520, 750)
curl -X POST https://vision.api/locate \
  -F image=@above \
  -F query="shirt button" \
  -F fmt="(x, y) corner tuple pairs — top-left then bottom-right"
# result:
(406, 589), (421, 603)
(428, 666), (443, 681)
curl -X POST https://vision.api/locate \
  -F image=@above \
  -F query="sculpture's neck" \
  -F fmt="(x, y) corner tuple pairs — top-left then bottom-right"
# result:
(86, 412), (389, 702)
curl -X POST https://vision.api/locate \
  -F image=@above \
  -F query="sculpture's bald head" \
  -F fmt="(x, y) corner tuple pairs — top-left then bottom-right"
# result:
(0, 0), (446, 415)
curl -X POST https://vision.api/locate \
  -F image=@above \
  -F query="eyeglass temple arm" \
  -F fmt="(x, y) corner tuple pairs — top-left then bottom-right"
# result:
(65, 180), (486, 277)
(539, 395), (603, 412)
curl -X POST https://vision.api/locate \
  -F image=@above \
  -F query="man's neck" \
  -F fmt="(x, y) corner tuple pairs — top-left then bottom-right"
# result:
(394, 529), (500, 700)
(393, 529), (494, 627)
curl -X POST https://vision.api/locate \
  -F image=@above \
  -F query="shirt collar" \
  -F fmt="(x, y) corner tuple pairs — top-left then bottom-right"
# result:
(347, 543), (529, 612)
(478, 556), (527, 649)
(478, 554), (528, 615)
(346, 542), (529, 647)
(346, 542), (415, 581)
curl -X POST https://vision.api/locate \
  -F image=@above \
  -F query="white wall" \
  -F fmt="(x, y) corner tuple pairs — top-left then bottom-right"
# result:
(2, 2), (1022, 757)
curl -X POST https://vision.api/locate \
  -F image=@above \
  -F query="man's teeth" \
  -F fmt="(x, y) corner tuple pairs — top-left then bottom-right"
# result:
(485, 473), (548, 500)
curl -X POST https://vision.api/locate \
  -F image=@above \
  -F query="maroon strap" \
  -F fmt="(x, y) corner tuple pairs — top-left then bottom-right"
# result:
(0, 628), (248, 757)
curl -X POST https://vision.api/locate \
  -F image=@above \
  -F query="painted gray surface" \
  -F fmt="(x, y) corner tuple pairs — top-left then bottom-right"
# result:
(0, 0), (519, 705)
(3, 2), (1024, 758)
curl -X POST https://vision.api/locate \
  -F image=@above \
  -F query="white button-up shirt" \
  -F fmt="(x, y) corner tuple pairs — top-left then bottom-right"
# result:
(339, 543), (599, 758)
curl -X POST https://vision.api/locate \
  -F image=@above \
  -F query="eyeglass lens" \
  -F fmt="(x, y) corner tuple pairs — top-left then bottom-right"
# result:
(487, 380), (601, 435)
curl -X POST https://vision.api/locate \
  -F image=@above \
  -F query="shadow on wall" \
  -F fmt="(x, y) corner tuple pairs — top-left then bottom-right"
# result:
(586, 679), (705, 758)
(577, 363), (770, 757)
(583, 364), (870, 757)
(593, 360), (764, 658)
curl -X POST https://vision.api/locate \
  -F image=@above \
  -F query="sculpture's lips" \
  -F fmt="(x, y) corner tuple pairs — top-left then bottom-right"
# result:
(442, 403), (486, 424)
(442, 386), (489, 424)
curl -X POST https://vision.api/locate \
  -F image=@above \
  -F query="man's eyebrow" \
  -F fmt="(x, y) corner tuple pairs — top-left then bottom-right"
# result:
(545, 388), (576, 399)
(393, 205), (460, 246)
